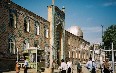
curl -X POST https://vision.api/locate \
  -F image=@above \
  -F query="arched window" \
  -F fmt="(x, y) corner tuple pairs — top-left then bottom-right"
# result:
(35, 21), (40, 35)
(24, 17), (30, 32)
(9, 13), (17, 28)
(23, 40), (29, 50)
(8, 38), (16, 54)
(44, 25), (49, 38)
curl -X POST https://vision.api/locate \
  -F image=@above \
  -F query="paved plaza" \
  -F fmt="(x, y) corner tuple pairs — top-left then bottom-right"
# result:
(0, 65), (101, 73)
(1, 64), (116, 73)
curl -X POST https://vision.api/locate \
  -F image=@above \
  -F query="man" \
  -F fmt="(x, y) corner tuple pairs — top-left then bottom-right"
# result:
(86, 58), (96, 73)
(67, 59), (72, 73)
(103, 58), (110, 73)
(77, 60), (82, 73)
(24, 58), (28, 73)
(60, 59), (67, 73)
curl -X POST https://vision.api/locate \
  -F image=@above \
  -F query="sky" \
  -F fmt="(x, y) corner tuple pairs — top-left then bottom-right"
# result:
(12, 0), (116, 44)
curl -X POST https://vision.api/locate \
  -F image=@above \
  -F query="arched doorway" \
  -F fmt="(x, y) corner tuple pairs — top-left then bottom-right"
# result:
(55, 24), (63, 65)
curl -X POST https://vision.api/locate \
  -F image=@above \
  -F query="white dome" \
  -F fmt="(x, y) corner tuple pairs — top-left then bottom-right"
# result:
(68, 26), (83, 37)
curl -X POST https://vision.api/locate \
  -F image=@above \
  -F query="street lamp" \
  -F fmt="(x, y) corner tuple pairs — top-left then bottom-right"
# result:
(100, 25), (104, 73)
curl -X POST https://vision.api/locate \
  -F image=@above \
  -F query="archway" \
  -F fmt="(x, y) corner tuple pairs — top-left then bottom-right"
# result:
(55, 24), (63, 65)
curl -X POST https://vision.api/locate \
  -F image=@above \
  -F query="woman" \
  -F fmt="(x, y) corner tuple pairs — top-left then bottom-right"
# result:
(15, 61), (20, 73)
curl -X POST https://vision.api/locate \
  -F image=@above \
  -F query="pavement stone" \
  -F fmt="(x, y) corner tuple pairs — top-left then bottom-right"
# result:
(1, 64), (116, 73)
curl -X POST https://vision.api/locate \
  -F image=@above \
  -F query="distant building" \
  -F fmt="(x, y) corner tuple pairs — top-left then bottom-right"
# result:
(65, 30), (90, 63)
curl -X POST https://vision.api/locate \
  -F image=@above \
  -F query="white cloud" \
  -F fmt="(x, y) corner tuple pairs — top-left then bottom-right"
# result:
(103, 2), (116, 7)
(82, 27), (102, 33)
(87, 38), (102, 44)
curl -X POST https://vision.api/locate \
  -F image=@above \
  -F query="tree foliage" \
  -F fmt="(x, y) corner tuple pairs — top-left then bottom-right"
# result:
(103, 25), (116, 50)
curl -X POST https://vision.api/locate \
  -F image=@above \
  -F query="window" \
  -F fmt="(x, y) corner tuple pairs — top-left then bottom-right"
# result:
(24, 17), (30, 32)
(35, 21), (40, 35)
(44, 26), (49, 38)
(23, 40), (29, 50)
(34, 40), (38, 47)
(8, 38), (16, 54)
(9, 13), (17, 28)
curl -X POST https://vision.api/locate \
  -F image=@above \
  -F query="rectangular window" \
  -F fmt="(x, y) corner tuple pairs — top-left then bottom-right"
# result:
(35, 22), (40, 35)
(24, 17), (30, 32)
(27, 21), (29, 32)
(9, 39), (16, 54)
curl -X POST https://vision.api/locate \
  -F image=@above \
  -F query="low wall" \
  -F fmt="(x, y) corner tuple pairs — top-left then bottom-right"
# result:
(0, 58), (16, 72)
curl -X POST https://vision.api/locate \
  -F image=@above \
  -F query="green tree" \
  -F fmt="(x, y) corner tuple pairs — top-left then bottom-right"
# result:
(103, 25), (116, 60)
(103, 25), (116, 49)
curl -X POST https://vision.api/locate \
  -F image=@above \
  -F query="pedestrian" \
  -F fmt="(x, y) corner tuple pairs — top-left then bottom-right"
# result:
(77, 60), (82, 73)
(103, 58), (110, 73)
(86, 58), (96, 73)
(15, 61), (20, 73)
(51, 60), (56, 73)
(67, 59), (72, 73)
(60, 59), (67, 73)
(23, 58), (28, 73)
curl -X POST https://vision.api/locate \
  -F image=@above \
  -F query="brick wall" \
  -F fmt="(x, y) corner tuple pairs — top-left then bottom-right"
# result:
(0, 0), (50, 71)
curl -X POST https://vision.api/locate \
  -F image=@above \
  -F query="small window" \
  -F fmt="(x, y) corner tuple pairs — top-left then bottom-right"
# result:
(34, 40), (38, 47)
(35, 21), (40, 35)
(9, 13), (17, 28)
(24, 17), (30, 32)
(44, 26), (49, 38)
(23, 40), (29, 50)
(8, 38), (16, 54)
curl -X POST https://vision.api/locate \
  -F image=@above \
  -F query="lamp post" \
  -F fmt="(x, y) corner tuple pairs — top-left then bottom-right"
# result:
(100, 25), (104, 73)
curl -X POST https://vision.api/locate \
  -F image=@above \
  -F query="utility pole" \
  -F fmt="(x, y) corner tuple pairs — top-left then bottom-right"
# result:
(112, 42), (114, 73)
(100, 25), (104, 73)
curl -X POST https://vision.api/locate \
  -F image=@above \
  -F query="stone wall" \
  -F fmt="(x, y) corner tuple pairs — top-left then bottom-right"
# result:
(65, 30), (90, 63)
(0, 0), (50, 71)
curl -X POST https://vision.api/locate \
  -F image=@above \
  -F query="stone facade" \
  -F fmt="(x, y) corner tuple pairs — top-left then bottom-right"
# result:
(65, 31), (90, 63)
(48, 5), (65, 65)
(0, 0), (90, 72)
(0, 0), (50, 70)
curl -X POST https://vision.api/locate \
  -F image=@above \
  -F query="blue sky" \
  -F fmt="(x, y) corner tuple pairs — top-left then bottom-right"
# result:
(12, 0), (116, 44)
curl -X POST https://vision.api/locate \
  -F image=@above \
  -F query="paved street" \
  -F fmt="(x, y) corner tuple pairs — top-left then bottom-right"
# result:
(1, 64), (97, 73)
(2, 64), (116, 73)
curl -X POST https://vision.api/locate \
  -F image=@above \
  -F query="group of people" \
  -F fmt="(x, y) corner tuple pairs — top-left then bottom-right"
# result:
(52, 59), (82, 73)
(102, 58), (112, 73)
(15, 58), (29, 73)
(85, 58), (96, 73)
(85, 57), (112, 73)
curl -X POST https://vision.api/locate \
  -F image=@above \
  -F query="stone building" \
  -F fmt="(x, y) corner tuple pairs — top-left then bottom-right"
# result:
(0, 0), (50, 70)
(65, 26), (90, 63)
(0, 0), (90, 72)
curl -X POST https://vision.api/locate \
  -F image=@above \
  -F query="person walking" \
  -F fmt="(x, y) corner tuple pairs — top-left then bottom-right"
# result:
(77, 61), (82, 73)
(15, 61), (20, 73)
(51, 60), (56, 73)
(103, 58), (110, 73)
(86, 58), (96, 73)
(77, 60), (82, 73)
(23, 58), (28, 73)
(60, 59), (67, 73)
(67, 59), (72, 73)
